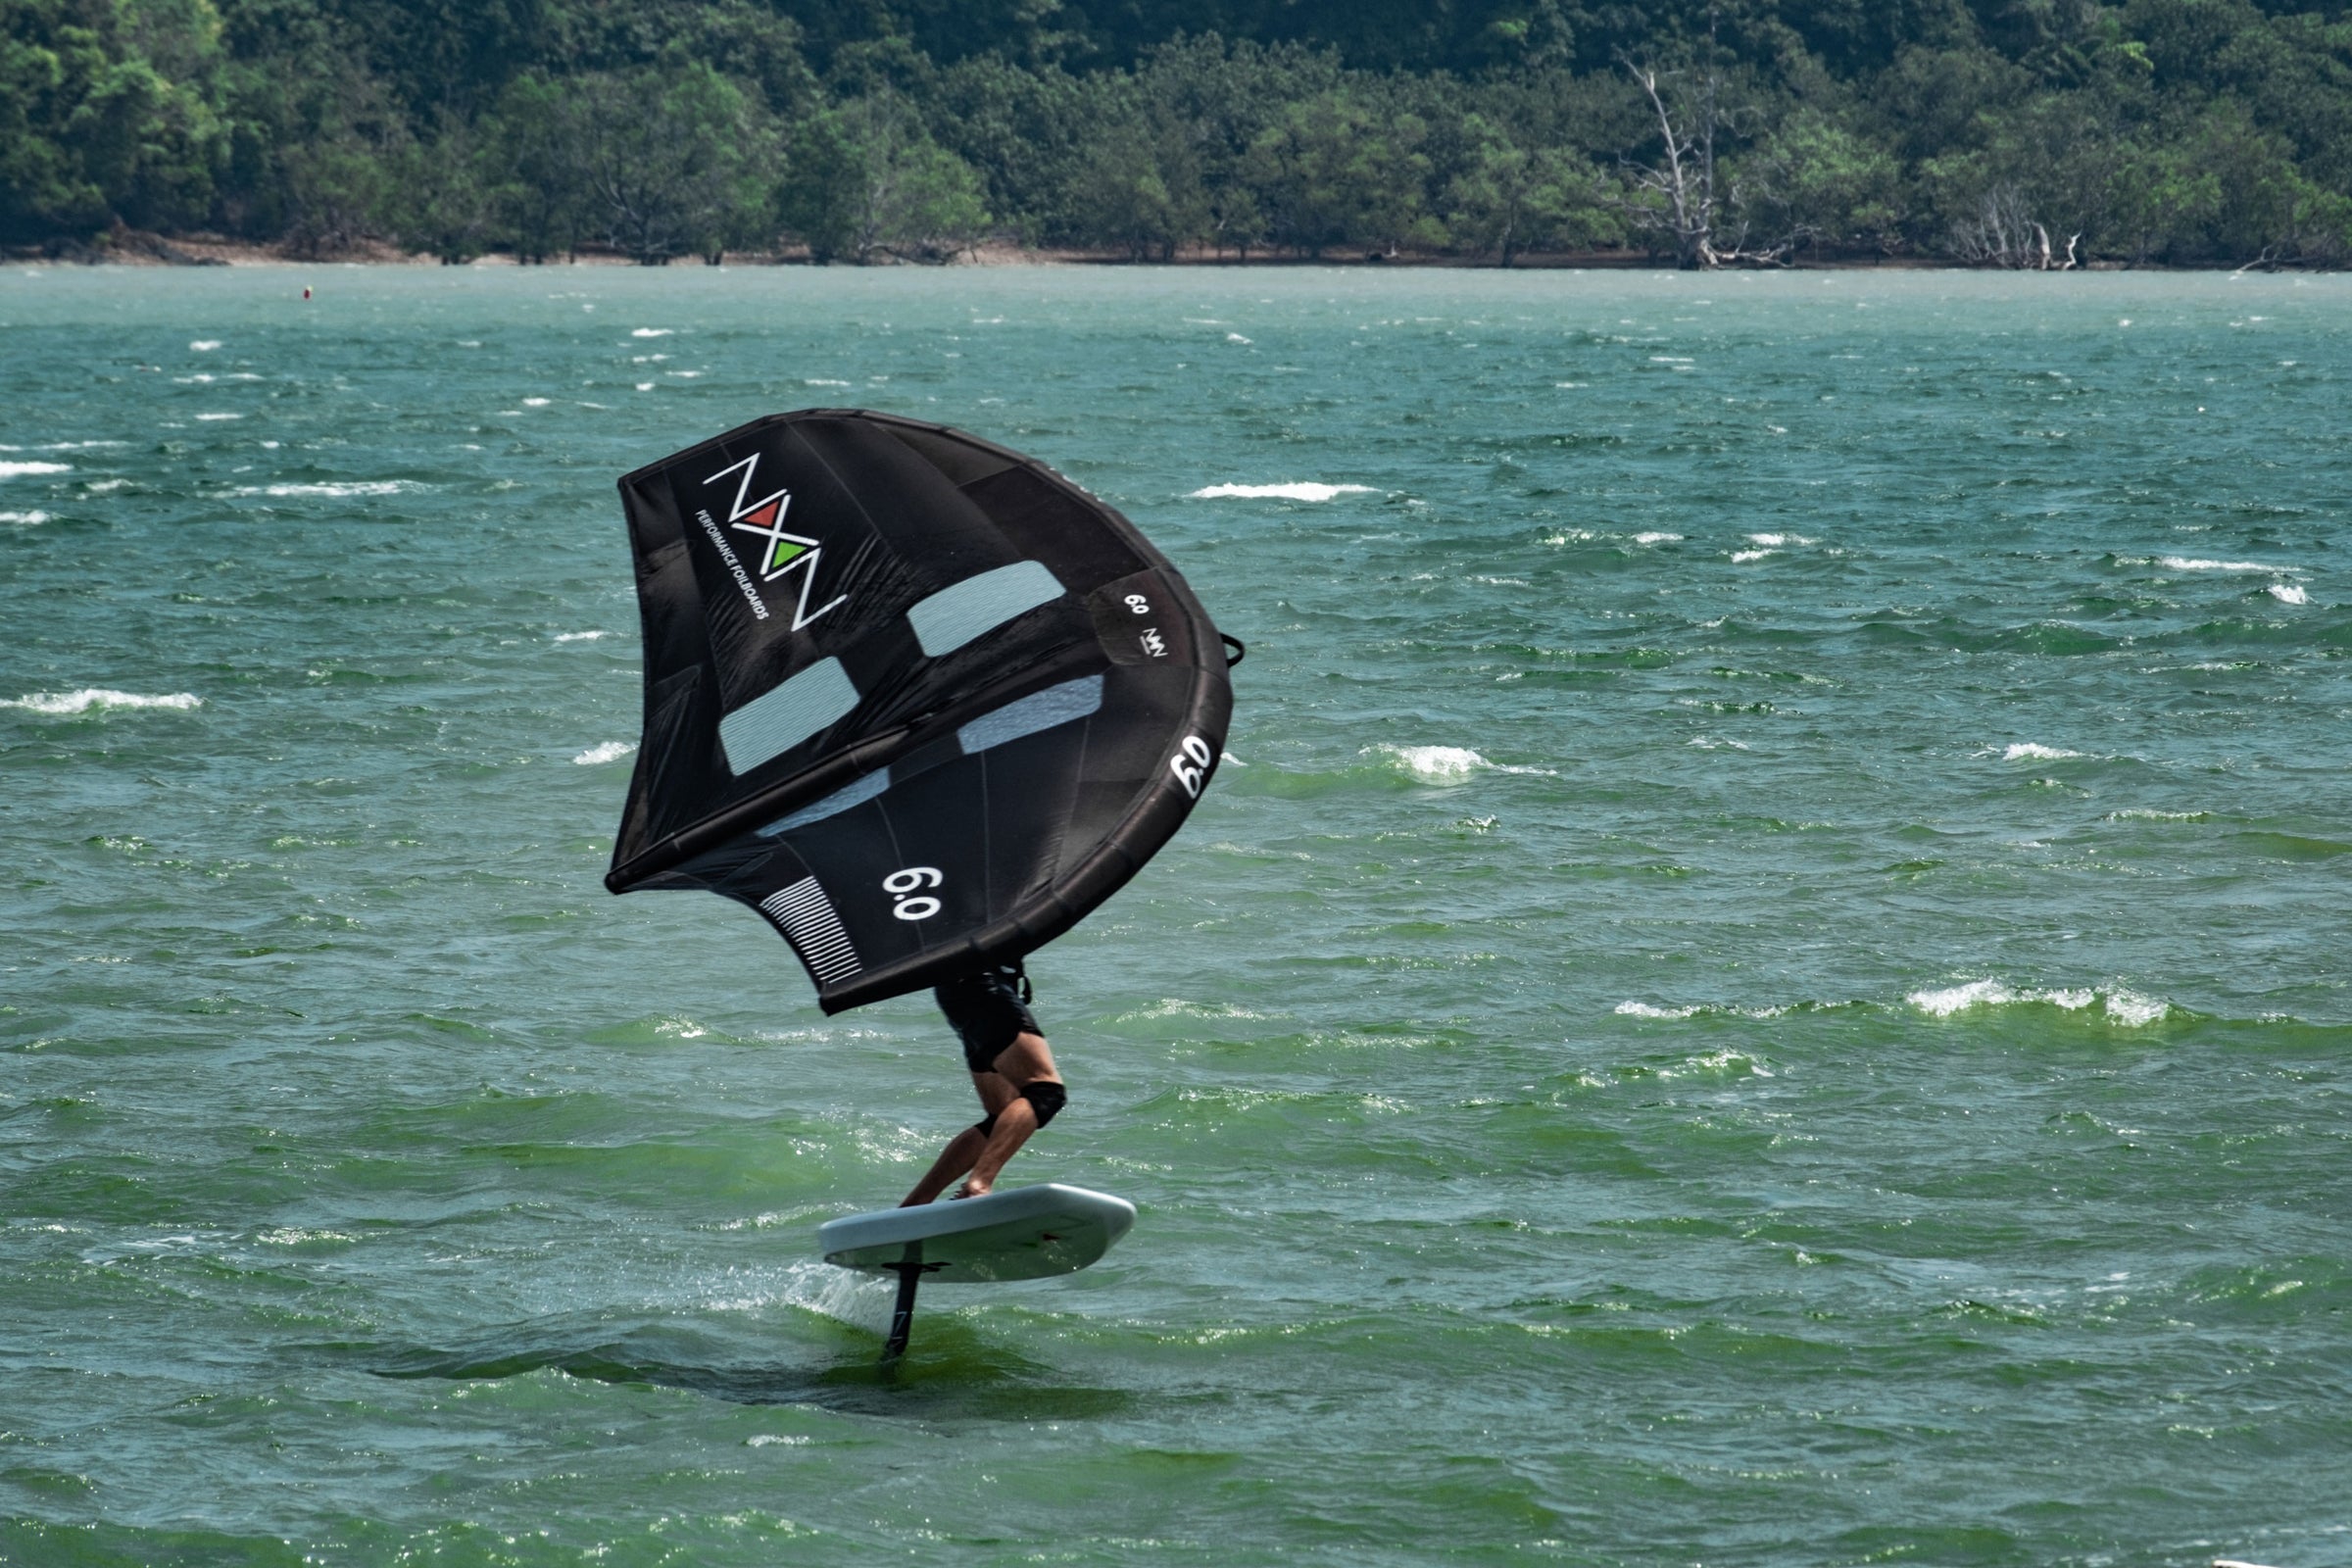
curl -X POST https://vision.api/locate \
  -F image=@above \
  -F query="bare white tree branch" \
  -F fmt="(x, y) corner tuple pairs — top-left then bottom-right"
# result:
(1610, 43), (1793, 270)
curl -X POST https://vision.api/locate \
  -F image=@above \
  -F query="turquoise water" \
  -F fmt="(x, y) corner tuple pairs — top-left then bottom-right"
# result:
(3, 266), (2348, 1566)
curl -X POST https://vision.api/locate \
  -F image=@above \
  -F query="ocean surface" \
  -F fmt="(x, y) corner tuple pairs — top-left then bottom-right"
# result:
(3, 264), (2348, 1567)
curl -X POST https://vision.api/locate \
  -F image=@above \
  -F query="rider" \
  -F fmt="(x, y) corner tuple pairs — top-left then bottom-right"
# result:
(899, 960), (1065, 1205)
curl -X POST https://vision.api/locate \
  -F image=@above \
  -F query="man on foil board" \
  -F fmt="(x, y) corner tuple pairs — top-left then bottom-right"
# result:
(602, 410), (1238, 1349)
(903, 961), (1063, 1203)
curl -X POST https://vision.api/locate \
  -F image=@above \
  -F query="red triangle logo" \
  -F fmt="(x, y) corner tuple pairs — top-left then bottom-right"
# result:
(742, 500), (782, 529)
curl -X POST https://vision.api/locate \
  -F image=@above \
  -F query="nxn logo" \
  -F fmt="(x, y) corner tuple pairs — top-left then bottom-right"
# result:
(704, 452), (847, 631)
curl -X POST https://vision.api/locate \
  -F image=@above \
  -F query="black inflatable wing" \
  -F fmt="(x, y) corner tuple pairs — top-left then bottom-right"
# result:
(606, 410), (1234, 1014)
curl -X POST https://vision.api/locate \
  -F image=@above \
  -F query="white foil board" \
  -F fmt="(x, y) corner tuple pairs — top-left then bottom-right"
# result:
(818, 1183), (1136, 1283)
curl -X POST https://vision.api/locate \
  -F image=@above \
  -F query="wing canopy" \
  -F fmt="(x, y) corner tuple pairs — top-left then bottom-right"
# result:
(607, 410), (1233, 1013)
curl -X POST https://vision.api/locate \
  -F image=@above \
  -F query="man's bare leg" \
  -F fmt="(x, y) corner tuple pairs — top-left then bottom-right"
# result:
(900, 1072), (1015, 1206)
(898, 1122), (988, 1207)
(956, 1032), (1061, 1200)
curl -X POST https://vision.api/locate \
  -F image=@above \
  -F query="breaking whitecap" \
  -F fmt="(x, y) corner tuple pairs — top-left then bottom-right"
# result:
(1190, 482), (1376, 502)
(1544, 529), (1682, 547)
(232, 481), (413, 498)
(3, 689), (202, 714)
(1367, 744), (1553, 783)
(2269, 583), (2308, 605)
(1906, 979), (2170, 1026)
(0, 462), (72, 479)
(2000, 743), (2087, 761)
(1377, 745), (1489, 783)
(572, 741), (636, 765)
(1615, 1000), (1793, 1021)
(2102, 991), (2170, 1027)
(2158, 556), (2281, 572)
(2120, 554), (2297, 574)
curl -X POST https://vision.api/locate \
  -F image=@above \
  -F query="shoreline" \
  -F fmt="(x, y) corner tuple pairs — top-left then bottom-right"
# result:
(5, 229), (2325, 274)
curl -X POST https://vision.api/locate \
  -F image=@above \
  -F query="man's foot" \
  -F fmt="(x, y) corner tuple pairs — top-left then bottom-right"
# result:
(953, 1178), (991, 1200)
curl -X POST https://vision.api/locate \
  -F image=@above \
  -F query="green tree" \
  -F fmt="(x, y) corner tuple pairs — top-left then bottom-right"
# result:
(1869, 42), (2034, 168)
(1743, 109), (1904, 254)
(1, 0), (225, 242)
(278, 122), (396, 256)
(481, 71), (587, 262)
(390, 115), (495, 262)
(569, 63), (770, 263)
(2106, 133), (2222, 260)
(781, 91), (989, 263)
(928, 51), (1090, 243)
(2176, 97), (2323, 261)
(875, 134), (990, 260)
(1244, 87), (1432, 256)
(2, 2), (122, 238)
(1132, 34), (1341, 254)
(1445, 116), (1612, 264)
(778, 104), (865, 262)
(1063, 83), (1210, 258)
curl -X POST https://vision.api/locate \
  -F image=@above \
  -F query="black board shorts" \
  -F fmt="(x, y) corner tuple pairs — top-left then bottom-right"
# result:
(934, 964), (1040, 1073)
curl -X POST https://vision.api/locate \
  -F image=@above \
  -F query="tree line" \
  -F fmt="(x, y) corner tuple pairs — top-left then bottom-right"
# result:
(6, 0), (2352, 267)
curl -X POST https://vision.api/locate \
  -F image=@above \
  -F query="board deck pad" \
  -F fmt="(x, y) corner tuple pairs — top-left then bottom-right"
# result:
(818, 1183), (1136, 1284)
